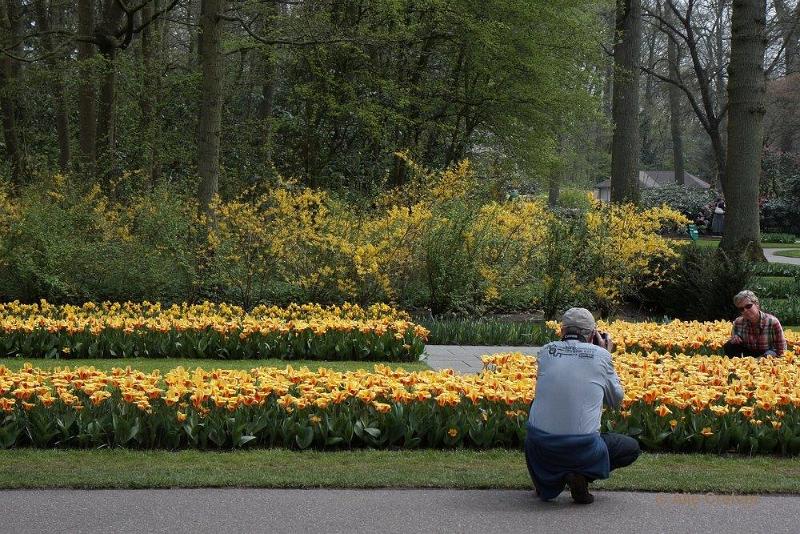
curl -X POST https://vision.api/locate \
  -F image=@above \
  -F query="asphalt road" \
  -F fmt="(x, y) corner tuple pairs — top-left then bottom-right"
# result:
(2, 488), (798, 534)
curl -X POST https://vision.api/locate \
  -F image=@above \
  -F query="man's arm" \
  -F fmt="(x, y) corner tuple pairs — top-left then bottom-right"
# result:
(602, 354), (624, 409)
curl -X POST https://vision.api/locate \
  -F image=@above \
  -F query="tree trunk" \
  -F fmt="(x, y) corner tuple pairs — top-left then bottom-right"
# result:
(548, 173), (560, 208)
(95, 1), (125, 183)
(721, 0), (766, 260)
(197, 0), (225, 214)
(255, 1), (281, 176)
(34, 0), (70, 172)
(641, 21), (657, 166)
(603, 8), (615, 118)
(774, 0), (800, 74)
(710, 122), (727, 188)
(95, 45), (117, 181)
(667, 31), (684, 185)
(186, 1), (200, 71)
(0, 0), (24, 187)
(257, 63), (276, 172)
(140, 0), (161, 186)
(610, 0), (641, 203)
(77, 0), (97, 173)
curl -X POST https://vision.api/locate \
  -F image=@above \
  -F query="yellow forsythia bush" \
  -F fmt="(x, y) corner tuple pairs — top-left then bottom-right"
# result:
(0, 164), (688, 313)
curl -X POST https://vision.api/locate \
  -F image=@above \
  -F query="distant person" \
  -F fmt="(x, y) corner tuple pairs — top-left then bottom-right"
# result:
(693, 211), (709, 234)
(711, 198), (725, 235)
(724, 290), (786, 357)
(525, 308), (640, 504)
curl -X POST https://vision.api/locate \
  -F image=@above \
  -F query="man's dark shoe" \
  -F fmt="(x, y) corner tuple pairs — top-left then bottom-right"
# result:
(564, 473), (594, 504)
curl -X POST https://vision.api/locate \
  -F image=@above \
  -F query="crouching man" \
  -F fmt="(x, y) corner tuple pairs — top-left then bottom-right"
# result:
(525, 308), (640, 504)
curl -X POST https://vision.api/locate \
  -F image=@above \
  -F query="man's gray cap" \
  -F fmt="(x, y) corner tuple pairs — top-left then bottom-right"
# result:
(561, 307), (596, 331)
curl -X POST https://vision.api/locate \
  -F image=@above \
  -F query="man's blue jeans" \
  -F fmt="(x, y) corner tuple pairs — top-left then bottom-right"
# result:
(524, 432), (640, 493)
(600, 432), (641, 471)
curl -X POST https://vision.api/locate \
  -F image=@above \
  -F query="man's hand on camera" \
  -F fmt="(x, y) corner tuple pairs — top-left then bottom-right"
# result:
(592, 331), (613, 352)
(604, 334), (614, 353)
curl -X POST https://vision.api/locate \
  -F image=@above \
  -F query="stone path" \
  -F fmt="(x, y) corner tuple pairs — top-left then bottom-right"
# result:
(2, 488), (797, 534)
(424, 345), (540, 374)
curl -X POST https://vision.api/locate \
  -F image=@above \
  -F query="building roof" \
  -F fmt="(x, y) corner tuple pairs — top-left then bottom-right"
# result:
(595, 170), (710, 189)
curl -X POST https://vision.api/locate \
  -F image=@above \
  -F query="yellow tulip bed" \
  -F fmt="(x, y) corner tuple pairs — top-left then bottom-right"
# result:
(0, 301), (428, 362)
(485, 352), (800, 454)
(547, 319), (800, 355)
(1, 351), (798, 453)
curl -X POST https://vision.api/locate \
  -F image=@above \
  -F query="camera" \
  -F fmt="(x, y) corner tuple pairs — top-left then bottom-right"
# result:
(592, 331), (611, 348)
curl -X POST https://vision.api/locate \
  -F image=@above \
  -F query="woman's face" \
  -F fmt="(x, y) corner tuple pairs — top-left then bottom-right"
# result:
(738, 300), (760, 323)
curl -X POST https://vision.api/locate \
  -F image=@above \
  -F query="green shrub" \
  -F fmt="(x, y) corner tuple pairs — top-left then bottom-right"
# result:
(762, 297), (800, 326)
(761, 232), (797, 244)
(752, 263), (800, 277)
(0, 180), (198, 303)
(534, 212), (595, 319)
(417, 198), (486, 314)
(640, 245), (755, 321)
(639, 184), (715, 217)
(761, 199), (800, 235)
(751, 276), (800, 299)
(557, 188), (593, 210)
(418, 317), (555, 345)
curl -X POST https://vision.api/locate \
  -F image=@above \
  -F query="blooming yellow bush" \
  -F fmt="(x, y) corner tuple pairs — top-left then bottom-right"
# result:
(0, 163), (688, 313)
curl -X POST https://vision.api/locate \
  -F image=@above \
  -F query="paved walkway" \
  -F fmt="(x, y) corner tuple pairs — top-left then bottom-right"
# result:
(424, 345), (539, 374)
(2, 488), (797, 534)
(764, 247), (800, 265)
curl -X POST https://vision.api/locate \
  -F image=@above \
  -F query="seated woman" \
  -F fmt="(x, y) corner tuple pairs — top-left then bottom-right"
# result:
(724, 290), (787, 357)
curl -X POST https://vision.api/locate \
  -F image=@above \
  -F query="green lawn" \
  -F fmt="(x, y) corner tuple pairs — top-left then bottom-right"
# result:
(686, 239), (800, 250)
(774, 249), (800, 258)
(0, 449), (798, 493)
(0, 358), (430, 374)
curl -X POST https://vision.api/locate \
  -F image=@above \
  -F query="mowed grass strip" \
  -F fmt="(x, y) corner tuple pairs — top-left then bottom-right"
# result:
(774, 249), (800, 258)
(0, 358), (430, 374)
(689, 239), (800, 250)
(1, 449), (799, 493)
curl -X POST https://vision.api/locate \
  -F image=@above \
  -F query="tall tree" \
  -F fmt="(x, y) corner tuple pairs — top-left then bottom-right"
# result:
(140, 0), (161, 186)
(0, 0), (24, 187)
(197, 0), (225, 214)
(611, 0), (642, 203)
(77, 0), (179, 182)
(34, 0), (70, 172)
(774, 0), (800, 74)
(665, 5), (684, 184)
(721, 0), (766, 258)
(644, 0), (729, 189)
(77, 0), (97, 173)
(94, 0), (126, 181)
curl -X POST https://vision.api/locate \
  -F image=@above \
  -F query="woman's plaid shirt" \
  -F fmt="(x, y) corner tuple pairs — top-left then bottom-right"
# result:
(732, 311), (787, 355)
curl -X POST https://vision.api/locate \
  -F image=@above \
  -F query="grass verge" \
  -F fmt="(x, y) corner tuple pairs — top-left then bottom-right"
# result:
(774, 249), (800, 258)
(689, 239), (800, 250)
(0, 449), (798, 493)
(0, 358), (430, 374)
